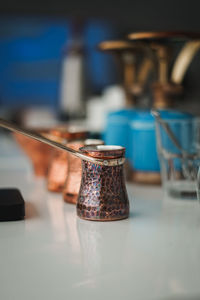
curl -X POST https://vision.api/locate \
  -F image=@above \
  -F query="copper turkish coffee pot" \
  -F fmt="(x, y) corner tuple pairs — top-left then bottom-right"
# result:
(0, 118), (129, 221)
(47, 127), (88, 192)
(14, 129), (53, 177)
(63, 139), (104, 205)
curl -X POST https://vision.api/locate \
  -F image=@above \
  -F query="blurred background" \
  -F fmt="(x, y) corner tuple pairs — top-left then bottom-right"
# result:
(1, 0), (200, 188)
(0, 0), (200, 194)
(0, 0), (200, 120)
(0, 17), (117, 115)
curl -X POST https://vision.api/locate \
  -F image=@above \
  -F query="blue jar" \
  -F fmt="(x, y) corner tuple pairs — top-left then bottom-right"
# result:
(104, 109), (136, 158)
(129, 111), (159, 172)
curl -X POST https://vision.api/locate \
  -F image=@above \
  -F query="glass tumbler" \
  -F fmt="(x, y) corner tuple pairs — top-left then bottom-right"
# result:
(197, 167), (200, 201)
(155, 116), (200, 199)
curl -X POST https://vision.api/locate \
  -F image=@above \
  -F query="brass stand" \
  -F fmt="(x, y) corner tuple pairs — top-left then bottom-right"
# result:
(98, 40), (154, 106)
(128, 31), (200, 109)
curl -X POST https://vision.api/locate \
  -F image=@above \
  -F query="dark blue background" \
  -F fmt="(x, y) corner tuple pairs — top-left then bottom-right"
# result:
(0, 17), (117, 108)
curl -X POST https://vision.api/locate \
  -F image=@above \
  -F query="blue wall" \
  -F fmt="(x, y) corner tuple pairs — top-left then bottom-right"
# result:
(0, 17), (117, 109)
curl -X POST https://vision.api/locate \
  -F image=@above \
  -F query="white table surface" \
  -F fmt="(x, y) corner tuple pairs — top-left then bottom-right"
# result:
(0, 134), (200, 300)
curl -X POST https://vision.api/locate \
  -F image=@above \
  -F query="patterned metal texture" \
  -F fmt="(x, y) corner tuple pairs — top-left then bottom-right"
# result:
(77, 146), (129, 221)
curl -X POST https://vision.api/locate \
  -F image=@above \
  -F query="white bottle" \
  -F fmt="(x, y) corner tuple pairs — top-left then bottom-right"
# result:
(60, 39), (85, 119)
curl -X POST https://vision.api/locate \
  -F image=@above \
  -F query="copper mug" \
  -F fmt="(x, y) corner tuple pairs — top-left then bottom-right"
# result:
(63, 139), (104, 204)
(0, 118), (129, 221)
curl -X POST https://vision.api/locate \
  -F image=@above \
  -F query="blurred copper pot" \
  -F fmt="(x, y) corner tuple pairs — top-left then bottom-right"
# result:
(14, 129), (53, 177)
(47, 128), (88, 192)
(63, 139), (104, 204)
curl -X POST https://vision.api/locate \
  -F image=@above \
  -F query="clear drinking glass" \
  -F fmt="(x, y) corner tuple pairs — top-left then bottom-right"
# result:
(197, 167), (200, 201)
(155, 117), (200, 199)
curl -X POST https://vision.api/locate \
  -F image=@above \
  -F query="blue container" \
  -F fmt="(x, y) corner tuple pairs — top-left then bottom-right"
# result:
(129, 111), (159, 172)
(104, 109), (136, 158)
(129, 110), (193, 172)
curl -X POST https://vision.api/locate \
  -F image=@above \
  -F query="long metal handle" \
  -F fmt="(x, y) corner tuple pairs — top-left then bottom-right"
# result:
(0, 118), (125, 166)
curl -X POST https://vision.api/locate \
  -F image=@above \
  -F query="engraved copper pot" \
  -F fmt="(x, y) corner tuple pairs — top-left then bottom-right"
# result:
(63, 139), (104, 204)
(77, 145), (129, 221)
(47, 128), (88, 192)
(13, 129), (53, 177)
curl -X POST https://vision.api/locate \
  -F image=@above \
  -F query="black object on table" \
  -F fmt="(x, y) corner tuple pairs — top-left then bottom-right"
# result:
(0, 189), (25, 221)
